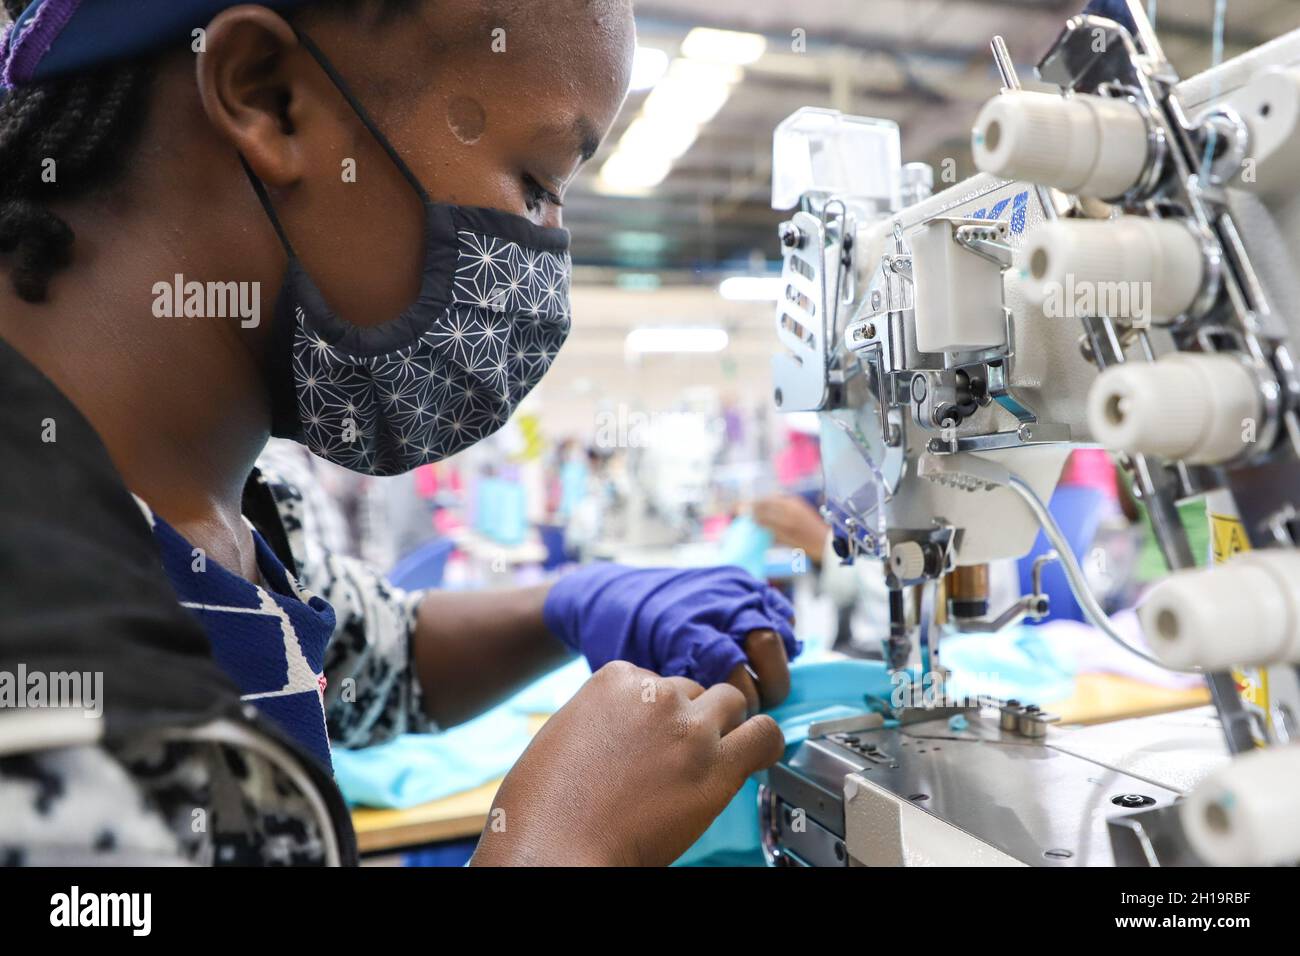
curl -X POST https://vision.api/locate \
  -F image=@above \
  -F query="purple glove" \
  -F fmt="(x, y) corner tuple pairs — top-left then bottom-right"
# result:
(543, 563), (801, 686)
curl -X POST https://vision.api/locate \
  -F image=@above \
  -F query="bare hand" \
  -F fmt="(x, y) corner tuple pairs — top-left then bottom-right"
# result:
(471, 661), (785, 866)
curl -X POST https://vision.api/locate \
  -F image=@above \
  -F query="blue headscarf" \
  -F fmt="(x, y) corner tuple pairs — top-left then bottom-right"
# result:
(1, 0), (317, 88)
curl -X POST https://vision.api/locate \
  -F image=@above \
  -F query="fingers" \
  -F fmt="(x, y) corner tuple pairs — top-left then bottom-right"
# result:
(751, 498), (777, 525)
(751, 496), (786, 521)
(719, 713), (785, 778)
(724, 664), (761, 715)
(692, 682), (749, 736)
(744, 629), (792, 707)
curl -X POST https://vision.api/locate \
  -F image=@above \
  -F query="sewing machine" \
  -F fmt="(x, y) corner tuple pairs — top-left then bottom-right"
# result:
(763, 0), (1300, 867)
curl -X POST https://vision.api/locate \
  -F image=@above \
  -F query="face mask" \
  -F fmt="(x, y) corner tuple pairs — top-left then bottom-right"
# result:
(245, 30), (572, 477)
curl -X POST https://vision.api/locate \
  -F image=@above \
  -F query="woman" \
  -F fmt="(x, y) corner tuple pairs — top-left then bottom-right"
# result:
(0, 0), (798, 866)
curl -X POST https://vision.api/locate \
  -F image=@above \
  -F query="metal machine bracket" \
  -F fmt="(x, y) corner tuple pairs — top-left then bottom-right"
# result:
(772, 210), (832, 411)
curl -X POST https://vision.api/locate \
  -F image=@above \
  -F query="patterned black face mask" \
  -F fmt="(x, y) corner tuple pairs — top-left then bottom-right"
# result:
(246, 30), (572, 477)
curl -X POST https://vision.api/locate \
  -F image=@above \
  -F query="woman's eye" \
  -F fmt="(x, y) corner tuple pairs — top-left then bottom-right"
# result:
(523, 175), (563, 212)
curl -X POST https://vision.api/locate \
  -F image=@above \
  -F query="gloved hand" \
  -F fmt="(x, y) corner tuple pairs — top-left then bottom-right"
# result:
(543, 563), (801, 710)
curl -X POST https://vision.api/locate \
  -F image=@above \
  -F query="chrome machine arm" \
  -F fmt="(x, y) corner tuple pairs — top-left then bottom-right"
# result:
(765, 0), (1300, 867)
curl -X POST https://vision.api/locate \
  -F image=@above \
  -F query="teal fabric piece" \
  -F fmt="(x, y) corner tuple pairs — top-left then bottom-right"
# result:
(940, 625), (1077, 704)
(332, 707), (532, 808)
(558, 459), (588, 520)
(715, 516), (775, 581)
(332, 658), (590, 808)
(474, 477), (528, 546)
(503, 657), (591, 714)
(674, 657), (894, 867)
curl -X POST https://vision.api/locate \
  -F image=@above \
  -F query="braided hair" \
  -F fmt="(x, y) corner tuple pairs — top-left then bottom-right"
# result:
(0, 0), (421, 303)
(0, 0), (154, 302)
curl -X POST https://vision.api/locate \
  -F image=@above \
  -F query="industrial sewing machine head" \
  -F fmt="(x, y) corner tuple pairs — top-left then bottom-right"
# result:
(764, 0), (1300, 867)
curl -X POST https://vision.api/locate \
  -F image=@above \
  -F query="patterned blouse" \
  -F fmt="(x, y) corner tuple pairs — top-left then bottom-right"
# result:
(0, 455), (433, 866)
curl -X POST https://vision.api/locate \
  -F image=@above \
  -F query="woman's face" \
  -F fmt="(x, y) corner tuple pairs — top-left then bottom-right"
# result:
(320, 0), (635, 229)
(193, 0), (635, 328)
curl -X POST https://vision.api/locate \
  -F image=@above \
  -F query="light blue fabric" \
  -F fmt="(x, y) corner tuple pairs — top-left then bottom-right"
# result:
(558, 459), (588, 520)
(941, 625), (1077, 704)
(503, 658), (591, 714)
(332, 708), (533, 808)
(715, 516), (775, 581)
(332, 659), (590, 808)
(674, 657), (895, 867)
(474, 477), (529, 546)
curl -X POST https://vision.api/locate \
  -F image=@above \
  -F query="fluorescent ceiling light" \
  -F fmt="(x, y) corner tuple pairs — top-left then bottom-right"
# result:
(619, 115), (700, 160)
(719, 276), (785, 301)
(626, 327), (730, 354)
(644, 59), (740, 125)
(598, 149), (672, 194)
(630, 46), (670, 91)
(681, 28), (768, 66)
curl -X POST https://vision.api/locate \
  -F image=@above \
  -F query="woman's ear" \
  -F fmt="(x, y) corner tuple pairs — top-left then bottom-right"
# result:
(195, 6), (305, 188)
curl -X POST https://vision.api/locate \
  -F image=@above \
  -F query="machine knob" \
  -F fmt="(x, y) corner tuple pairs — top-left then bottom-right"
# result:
(1232, 66), (1300, 195)
(889, 541), (927, 581)
(1024, 217), (1206, 325)
(972, 90), (1151, 199)
(1086, 353), (1262, 465)
(1138, 550), (1300, 671)
(1183, 744), (1300, 866)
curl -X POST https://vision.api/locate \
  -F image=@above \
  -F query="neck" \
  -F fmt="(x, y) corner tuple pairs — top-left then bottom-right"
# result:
(0, 199), (276, 535)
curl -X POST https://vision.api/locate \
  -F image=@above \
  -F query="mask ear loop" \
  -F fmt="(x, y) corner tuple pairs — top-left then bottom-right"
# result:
(293, 27), (434, 205)
(240, 154), (299, 258)
(238, 26), (434, 253)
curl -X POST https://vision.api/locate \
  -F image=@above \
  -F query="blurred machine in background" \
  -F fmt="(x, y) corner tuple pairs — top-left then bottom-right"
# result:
(764, 0), (1300, 867)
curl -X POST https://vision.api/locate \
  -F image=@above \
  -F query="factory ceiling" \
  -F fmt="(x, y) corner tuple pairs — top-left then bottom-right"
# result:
(567, 0), (1300, 277)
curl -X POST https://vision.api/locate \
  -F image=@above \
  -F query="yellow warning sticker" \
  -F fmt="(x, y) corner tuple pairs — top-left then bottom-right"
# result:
(1210, 513), (1270, 741)
(1235, 669), (1270, 708)
(1210, 512), (1251, 564)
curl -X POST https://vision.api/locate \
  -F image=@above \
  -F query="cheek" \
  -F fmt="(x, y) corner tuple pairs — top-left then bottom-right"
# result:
(391, 99), (533, 218)
(446, 95), (487, 146)
(411, 143), (531, 219)
(423, 158), (525, 216)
